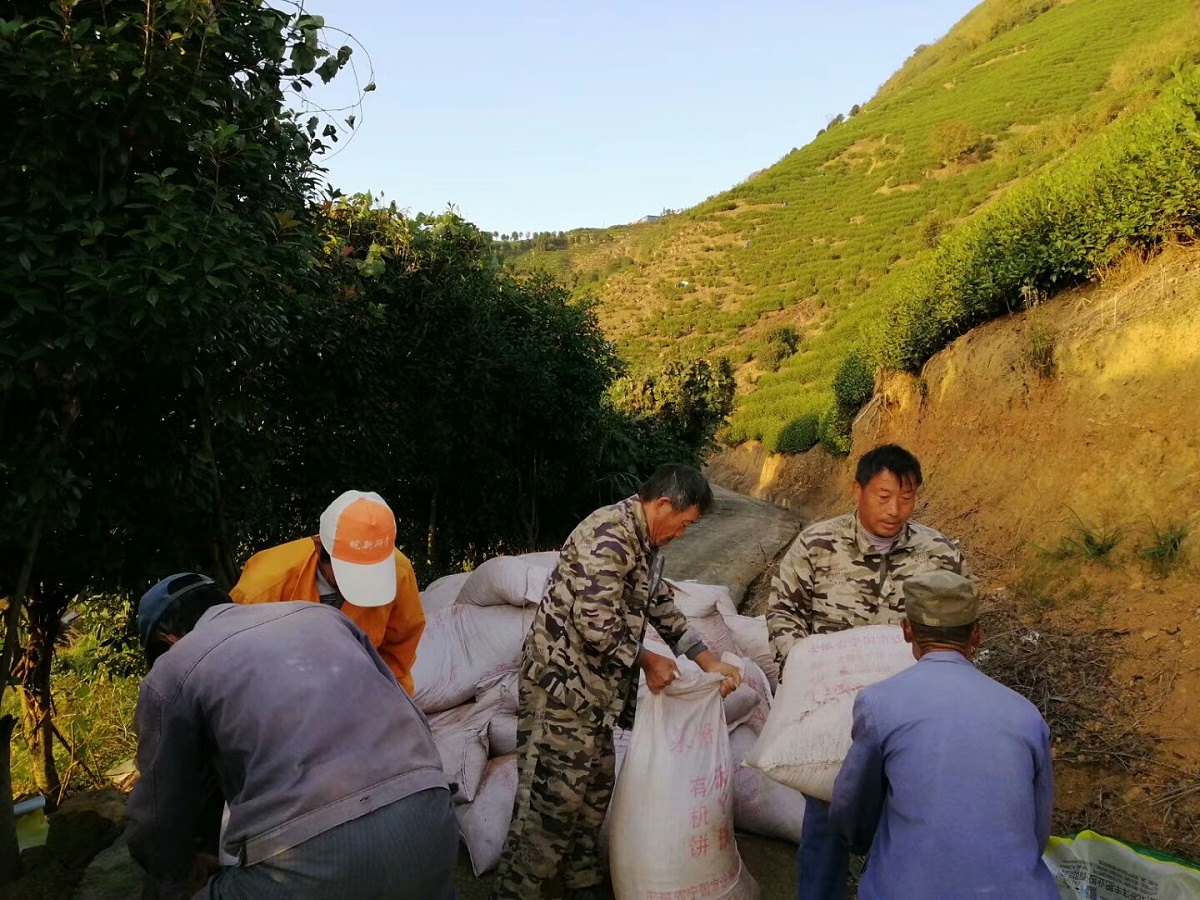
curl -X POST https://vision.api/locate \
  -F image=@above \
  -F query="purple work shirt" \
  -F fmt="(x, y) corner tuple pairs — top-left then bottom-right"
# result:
(830, 650), (1059, 899)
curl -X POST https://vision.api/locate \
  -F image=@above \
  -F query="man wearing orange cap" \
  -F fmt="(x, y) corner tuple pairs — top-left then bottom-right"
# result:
(231, 490), (425, 695)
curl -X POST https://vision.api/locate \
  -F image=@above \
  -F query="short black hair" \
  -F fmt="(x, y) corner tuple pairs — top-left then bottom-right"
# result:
(146, 582), (230, 667)
(855, 444), (923, 490)
(638, 464), (714, 513)
(909, 621), (976, 645)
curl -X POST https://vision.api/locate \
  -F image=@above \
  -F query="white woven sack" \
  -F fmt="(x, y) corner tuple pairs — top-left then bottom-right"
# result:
(428, 702), (490, 805)
(476, 670), (520, 757)
(729, 724), (805, 844)
(724, 614), (779, 691)
(518, 550), (562, 569)
(668, 580), (739, 619)
(636, 630), (700, 702)
(646, 586), (738, 659)
(609, 670), (759, 900)
(638, 632), (763, 733)
(598, 727), (632, 862)
(456, 753), (519, 876)
(721, 683), (760, 730)
(688, 613), (738, 659)
(488, 714), (519, 756)
(745, 624), (914, 802)
(412, 604), (535, 713)
(475, 670), (519, 716)
(457, 556), (550, 608)
(421, 572), (469, 617)
(723, 658), (772, 735)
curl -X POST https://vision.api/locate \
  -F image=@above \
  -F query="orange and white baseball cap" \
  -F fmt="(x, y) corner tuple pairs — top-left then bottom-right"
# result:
(319, 490), (397, 608)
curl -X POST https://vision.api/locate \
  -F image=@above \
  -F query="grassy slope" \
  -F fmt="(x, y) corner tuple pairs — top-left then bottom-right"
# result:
(508, 0), (1198, 450)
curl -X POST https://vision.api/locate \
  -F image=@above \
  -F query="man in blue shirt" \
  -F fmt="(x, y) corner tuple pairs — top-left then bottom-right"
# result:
(829, 570), (1059, 899)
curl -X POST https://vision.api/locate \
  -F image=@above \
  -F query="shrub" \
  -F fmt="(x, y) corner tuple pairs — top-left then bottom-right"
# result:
(876, 67), (1200, 373)
(918, 211), (946, 248)
(832, 350), (876, 414)
(818, 406), (854, 455)
(931, 121), (970, 162)
(758, 326), (801, 371)
(59, 595), (142, 681)
(757, 343), (784, 372)
(811, 350), (877, 456)
(609, 357), (736, 462)
(775, 414), (821, 453)
(766, 325), (801, 353)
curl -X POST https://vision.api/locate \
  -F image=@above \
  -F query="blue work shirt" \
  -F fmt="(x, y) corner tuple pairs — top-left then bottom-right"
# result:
(830, 650), (1059, 899)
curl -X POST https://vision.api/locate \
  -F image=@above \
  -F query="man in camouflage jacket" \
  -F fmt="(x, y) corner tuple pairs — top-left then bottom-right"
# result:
(767, 444), (972, 900)
(491, 465), (742, 900)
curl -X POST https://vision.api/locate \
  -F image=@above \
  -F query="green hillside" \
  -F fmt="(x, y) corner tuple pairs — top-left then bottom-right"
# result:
(506, 0), (1200, 451)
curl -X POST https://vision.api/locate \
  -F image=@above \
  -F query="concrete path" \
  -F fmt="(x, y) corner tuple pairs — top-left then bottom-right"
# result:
(661, 484), (800, 609)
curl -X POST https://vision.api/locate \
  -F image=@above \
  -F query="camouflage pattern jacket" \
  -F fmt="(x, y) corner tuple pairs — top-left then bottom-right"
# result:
(767, 512), (971, 675)
(523, 497), (705, 729)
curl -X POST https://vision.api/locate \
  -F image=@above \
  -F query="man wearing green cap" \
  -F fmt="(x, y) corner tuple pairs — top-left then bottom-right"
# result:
(828, 570), (1058, 899)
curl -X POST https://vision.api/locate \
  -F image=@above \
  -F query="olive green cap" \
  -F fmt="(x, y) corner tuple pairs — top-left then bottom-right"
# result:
(903, 570), (978, 627)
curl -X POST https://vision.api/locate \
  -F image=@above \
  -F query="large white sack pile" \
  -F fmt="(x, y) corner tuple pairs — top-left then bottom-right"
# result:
(745, 624), (915, 802)
(413, 554), (547, 876)
(413, 554), (803, 879)
(420, 572), (470, 618)
(669, 580), (738, 658)
(411, 603), (537, 714)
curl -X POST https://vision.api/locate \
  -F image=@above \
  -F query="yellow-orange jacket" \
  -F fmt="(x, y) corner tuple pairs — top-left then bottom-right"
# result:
(230, 537), (424, 695)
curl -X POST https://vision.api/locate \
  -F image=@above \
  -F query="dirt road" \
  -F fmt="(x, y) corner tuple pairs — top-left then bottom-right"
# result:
(659, 485), (801, 609)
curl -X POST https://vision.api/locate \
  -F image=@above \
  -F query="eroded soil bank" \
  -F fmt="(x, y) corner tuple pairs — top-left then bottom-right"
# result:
(710, 246), (1200, 861)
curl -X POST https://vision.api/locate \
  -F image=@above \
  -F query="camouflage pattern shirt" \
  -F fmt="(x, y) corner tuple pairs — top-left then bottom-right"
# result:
(523, 496), (706, 730)
(767, 512), (972, 675)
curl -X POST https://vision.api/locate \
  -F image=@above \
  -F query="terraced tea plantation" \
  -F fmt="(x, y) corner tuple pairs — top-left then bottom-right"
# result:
(507, 0), (1199, 451)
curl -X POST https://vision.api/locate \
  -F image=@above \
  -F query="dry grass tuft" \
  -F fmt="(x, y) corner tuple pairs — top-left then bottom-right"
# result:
(978, 592), (1156, 770)
(978, 591), (1200, 862)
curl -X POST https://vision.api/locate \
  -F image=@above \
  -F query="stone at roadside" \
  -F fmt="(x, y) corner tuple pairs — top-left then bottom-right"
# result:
(75, 831), (148, 900)
(9, 790), (130, 900)
(46, 789), (126, 870)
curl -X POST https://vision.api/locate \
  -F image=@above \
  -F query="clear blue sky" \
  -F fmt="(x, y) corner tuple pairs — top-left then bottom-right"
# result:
(302, 1), (979, 235)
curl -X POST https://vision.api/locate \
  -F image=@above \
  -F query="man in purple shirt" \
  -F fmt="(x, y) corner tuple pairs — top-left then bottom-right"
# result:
(829, 570), (1059, 899)
(128, 573), (458, 900)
